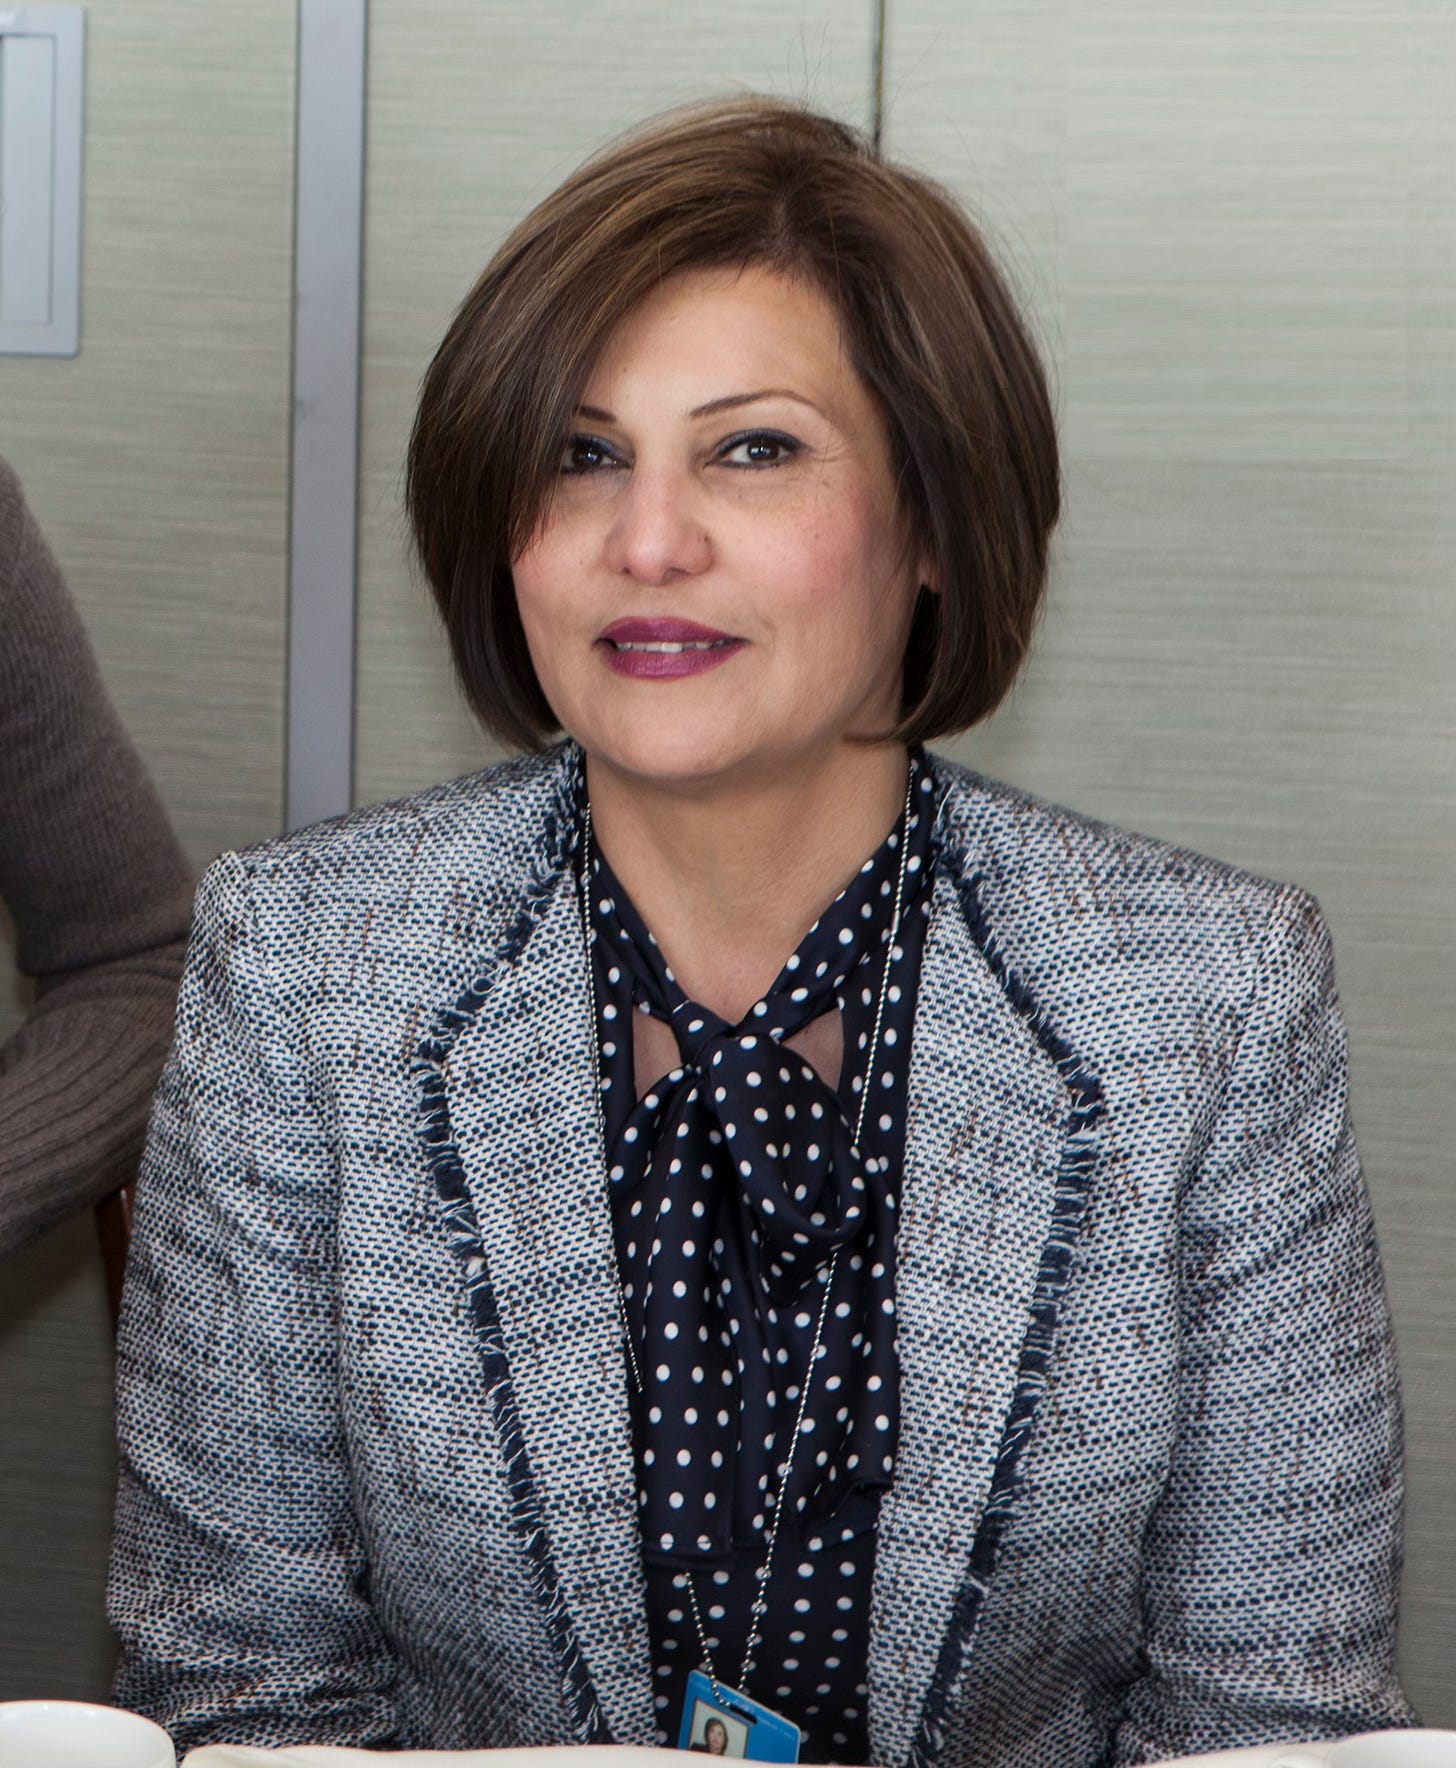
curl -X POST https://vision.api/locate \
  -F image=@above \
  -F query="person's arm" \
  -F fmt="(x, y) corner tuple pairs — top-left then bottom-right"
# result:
(1114, 887), (1415, 1761)
(108, 852), (401, 1753)
(0, 459), (193, 1256)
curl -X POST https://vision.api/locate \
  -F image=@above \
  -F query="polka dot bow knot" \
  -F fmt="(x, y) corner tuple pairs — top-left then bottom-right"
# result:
(584, 759), (938, 1556)
(668, 1015), (871, 1302)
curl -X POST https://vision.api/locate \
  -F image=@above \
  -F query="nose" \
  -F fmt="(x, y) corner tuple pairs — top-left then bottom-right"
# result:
(601, 462), (712, 586)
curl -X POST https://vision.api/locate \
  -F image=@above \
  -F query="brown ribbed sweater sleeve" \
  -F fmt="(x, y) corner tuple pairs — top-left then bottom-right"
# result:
(0, 458), (194, 1259)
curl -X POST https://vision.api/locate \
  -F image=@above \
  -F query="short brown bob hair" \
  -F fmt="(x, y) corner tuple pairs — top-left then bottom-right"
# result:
(407, 96), (1060, 751)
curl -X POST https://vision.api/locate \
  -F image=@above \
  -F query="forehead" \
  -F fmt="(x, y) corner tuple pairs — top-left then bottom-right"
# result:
(581, 262), (860, 409)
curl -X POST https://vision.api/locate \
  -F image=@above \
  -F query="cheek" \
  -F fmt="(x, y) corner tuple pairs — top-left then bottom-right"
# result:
(509, 532), (564, 622)
(508, 560), (547, 658)
(507, 552), (577, 709)
(777, 495), (914, 644)
(511, 528), (589, 637)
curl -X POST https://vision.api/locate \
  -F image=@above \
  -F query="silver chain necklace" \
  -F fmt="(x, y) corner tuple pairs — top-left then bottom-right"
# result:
(577, 767), (915, 1705)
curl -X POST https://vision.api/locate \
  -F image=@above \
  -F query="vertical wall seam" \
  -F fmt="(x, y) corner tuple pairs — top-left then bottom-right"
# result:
(871, 0), (887, 150)
(285, 0), (367, 832)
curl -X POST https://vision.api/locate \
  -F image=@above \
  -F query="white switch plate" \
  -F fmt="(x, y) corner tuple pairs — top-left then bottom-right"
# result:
(0, 5), (83, 356)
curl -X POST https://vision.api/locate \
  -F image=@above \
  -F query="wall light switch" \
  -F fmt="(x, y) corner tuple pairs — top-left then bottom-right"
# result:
(0, 6), (83, 356)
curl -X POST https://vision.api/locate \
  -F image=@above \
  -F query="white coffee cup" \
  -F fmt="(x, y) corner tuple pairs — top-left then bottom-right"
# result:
(0, 1699), (175, 1767)
(1328, 1735), (1456, 1768)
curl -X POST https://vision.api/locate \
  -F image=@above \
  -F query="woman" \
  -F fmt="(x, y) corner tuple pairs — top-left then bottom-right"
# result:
(109, 99), (1412, 1766)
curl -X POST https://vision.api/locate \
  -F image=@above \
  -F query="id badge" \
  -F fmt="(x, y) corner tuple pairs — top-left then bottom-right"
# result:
(677, 1667), (801, 1763)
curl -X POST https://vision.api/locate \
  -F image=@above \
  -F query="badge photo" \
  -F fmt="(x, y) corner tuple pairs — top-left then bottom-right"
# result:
(678, 1669), (803, 1764)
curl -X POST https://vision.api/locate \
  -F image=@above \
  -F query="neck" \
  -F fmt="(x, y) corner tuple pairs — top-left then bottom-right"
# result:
(584, 742), (912, 1023)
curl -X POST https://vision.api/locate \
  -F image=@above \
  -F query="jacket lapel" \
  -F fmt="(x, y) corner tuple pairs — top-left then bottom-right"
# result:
(868, 850), (1103, 1768)
(422, 842), (657, 1748)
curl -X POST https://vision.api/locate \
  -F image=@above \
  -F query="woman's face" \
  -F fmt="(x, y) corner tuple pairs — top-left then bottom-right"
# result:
(510, 262), (928, 794)
(705, 1719), (729, 1754)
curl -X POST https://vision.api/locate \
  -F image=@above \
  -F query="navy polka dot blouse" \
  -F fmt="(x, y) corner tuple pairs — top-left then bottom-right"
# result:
(583, 759), (940, 1763)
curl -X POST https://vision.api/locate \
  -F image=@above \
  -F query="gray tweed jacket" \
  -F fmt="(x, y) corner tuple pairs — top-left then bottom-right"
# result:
(108, 745), (1413, 1766)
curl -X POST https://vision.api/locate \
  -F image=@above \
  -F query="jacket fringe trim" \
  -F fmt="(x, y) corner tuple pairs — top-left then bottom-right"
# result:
(909, 865), (1105, 1768)
(411, 801), (614, 1747)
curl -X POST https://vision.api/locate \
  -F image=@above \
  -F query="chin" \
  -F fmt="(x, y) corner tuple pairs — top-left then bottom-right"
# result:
(589, 728), (761, 790)
(570, 701), (793, 793)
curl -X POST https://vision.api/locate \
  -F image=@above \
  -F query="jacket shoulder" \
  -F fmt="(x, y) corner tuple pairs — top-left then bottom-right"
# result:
(930, 753), (1300, 918)
(927, 756), (1329, 1040)
(186, 747), (577, 1013)
(228, 745), (574, 889)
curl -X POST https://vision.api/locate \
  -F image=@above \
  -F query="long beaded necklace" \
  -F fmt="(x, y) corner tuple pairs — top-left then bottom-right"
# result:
(576, 767), (915, 1743)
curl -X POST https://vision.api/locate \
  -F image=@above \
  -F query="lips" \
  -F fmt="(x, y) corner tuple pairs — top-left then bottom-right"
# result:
(598, 617), (745, 681)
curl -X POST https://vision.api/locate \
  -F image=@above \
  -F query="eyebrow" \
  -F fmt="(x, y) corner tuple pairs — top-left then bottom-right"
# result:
(574, 388), (826, 424)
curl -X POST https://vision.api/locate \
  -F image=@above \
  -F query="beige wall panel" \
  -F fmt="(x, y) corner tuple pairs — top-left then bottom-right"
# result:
(355, 0), (876, 807)
(0, 0), (296, 1700)
(885, 0), (1455, 1724)
(0, 1219), (117, 1701)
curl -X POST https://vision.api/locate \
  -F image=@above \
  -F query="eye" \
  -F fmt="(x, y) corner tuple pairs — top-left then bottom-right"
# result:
(715, 430), (801, 469)
(559, 434), (624, 475)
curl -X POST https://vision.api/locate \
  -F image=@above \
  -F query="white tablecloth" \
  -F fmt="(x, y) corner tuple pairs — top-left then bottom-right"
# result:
(183, 1734), (1456, 1768)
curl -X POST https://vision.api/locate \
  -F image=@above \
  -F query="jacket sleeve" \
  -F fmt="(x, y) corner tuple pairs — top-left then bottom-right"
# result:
(0, 457), (193, 1257)
(108, 852), (401, 1754)
(1115, 885), (1416, 1761)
